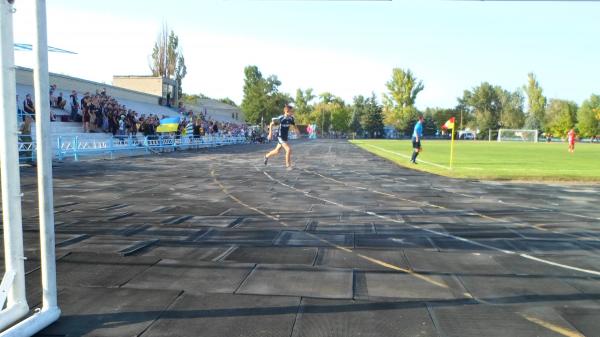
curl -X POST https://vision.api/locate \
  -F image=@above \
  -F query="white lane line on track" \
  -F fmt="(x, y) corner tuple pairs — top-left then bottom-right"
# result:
(305, 167), (598, 242)
(262, 169), (600, 277)
(361, 143), (451, 170)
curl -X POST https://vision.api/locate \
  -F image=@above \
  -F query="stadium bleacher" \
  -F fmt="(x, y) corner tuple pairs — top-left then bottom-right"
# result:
(15, 68), (246, 152)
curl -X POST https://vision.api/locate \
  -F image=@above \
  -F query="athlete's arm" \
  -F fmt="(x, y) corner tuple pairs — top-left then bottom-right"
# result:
(267, 123), (273, 140)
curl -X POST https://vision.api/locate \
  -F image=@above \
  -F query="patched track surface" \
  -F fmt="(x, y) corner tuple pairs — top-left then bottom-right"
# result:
(2, 139), (599, 336)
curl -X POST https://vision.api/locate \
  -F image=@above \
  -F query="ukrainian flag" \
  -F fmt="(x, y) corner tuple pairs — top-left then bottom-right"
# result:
(156, 116), (180, 133)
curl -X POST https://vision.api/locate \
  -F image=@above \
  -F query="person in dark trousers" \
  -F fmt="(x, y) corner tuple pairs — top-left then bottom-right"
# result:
(411, 115), (424, 164)
(264, 104), (299, 170)
(19, 116), (35, 166)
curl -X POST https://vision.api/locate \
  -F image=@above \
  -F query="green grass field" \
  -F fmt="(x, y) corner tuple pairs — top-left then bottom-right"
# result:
(350, 139), (600, 182)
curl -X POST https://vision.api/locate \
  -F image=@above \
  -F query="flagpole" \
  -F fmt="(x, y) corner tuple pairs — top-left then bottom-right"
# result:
(450, 126), (455, 169)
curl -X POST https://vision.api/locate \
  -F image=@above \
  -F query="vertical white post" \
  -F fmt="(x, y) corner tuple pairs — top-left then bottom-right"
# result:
(0, 0), (30, 330)
(1, 1), (61, 335)
(33, 0), (59, 312)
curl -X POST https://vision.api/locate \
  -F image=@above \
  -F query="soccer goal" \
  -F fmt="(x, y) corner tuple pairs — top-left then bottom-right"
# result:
(497, 129), (539, 143)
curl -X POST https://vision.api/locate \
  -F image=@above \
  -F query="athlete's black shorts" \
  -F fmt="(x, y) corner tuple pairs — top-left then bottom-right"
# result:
(412, 139), (421, 149)
(277, 136), (288, 144)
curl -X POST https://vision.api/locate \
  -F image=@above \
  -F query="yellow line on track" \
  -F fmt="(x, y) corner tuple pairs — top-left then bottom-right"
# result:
(521, 314), (585, 337)
(212, 166), (450, 290)
(211, 169), (288, 226)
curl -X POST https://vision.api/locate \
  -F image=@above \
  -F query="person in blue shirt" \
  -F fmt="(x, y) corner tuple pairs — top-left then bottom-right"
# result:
(411, 115), (424, 164)
(264, 104), (299, 169)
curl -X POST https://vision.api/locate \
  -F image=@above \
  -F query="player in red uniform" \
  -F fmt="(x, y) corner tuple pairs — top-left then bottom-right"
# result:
(567, 128), (576, 153)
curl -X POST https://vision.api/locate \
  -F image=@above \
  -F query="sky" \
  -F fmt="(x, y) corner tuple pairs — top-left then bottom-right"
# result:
(11, 0), (600, 110)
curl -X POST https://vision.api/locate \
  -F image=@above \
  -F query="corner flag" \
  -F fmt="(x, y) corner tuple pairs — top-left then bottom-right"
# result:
(442, 117), (456, 169)
(442, 117), (455, 130)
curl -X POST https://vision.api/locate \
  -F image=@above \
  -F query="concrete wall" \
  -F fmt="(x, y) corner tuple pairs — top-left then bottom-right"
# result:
(16, 67), (244, 123)
(16, 67), (160, 104)
(112, 76), (163, 97)
(188, 98), (245, 123)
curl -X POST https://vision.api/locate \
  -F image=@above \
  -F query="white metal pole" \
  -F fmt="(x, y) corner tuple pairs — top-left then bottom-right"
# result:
(33, 0), (59, 312)
(0, 0), (30, 329)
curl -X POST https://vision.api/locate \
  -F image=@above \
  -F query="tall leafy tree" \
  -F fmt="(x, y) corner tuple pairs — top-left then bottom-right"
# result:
(319, 92), (335, 104)
(524, 73), (547, 130)
(383, 68), (424, 135)
(330, 102), (351, 133)
(424, 107), (456, 133)
(309, 93), (347, 134)
(498, 89), (525, 128)
(577, 94), (600, 137)
(362, 93), (384, 138)
(455, 93), (476, 130)
(150, 24), (187, 97)
(545, 99), (578, 137)
(311, 102), (332, 134)
(350, 95), (367, 135)
(294, 88), (315, 124)
(241, 66), (267, 124)
(459, 82), (502, 138)
(240, 66), (287, 125)
(423, 115), (437, 136)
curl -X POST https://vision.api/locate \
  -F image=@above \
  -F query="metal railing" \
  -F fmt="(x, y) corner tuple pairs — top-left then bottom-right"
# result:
(18, 134), (248, 163)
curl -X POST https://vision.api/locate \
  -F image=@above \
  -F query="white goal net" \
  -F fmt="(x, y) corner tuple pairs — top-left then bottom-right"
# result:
(497, 129), (538, 143)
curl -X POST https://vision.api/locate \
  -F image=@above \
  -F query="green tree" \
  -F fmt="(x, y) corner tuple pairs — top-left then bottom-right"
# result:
(319, 92), (335, 104)
(150, 24), (187, 97)
(362, 93), (384, 138)
(311, 102), (332, 134)
(294, 88), (315, 124)
(498, 89), (525, 128)
(383, 68), (424, 135)
(460, 82), (502, 138)
(423, 115), (437, 136)
(330, 103), (351, 133)
(545, 99), (578, 137)
(240, 66), (287, 125)
(350, 95), (367, 135)
(577, 94), (600, 137)
(424, 107), (456, 133)
(455, 94), (476, 130)
(309, 94), (347, 134)
(524, 73), (546, 130)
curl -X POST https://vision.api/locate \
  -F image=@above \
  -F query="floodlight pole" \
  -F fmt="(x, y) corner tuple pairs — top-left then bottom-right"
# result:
(0, 0), (30, 330)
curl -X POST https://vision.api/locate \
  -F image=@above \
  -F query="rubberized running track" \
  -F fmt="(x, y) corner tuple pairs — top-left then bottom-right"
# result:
(2, 139), (599, 337)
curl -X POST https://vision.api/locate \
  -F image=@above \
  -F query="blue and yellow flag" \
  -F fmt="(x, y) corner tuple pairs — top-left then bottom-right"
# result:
(156, 117), (180, 133)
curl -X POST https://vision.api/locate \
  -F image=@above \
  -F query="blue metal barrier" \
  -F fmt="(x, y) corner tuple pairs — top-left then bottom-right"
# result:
(20, 134), (249, 163)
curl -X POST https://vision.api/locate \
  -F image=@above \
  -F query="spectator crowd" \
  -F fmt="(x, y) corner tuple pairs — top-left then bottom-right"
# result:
(18, 84), (249, 139)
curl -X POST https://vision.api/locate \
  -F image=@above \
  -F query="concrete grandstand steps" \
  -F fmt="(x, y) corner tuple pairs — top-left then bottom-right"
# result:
(29, 121), (117, 152)
(30, 121), (85, 137)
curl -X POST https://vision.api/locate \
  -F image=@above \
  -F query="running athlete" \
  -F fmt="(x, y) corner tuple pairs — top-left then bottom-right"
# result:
(567, 128), (576, 153)
(264, 104), (298, 169)
(410, 115), (424, 164)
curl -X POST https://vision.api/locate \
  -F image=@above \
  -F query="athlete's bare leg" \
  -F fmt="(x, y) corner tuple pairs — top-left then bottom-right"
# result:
(266, 143), (282, 159)
(282, 142), (292, 167)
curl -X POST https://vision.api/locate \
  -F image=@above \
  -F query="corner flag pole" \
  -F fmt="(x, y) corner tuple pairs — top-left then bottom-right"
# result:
(443, 117), (456, 170)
